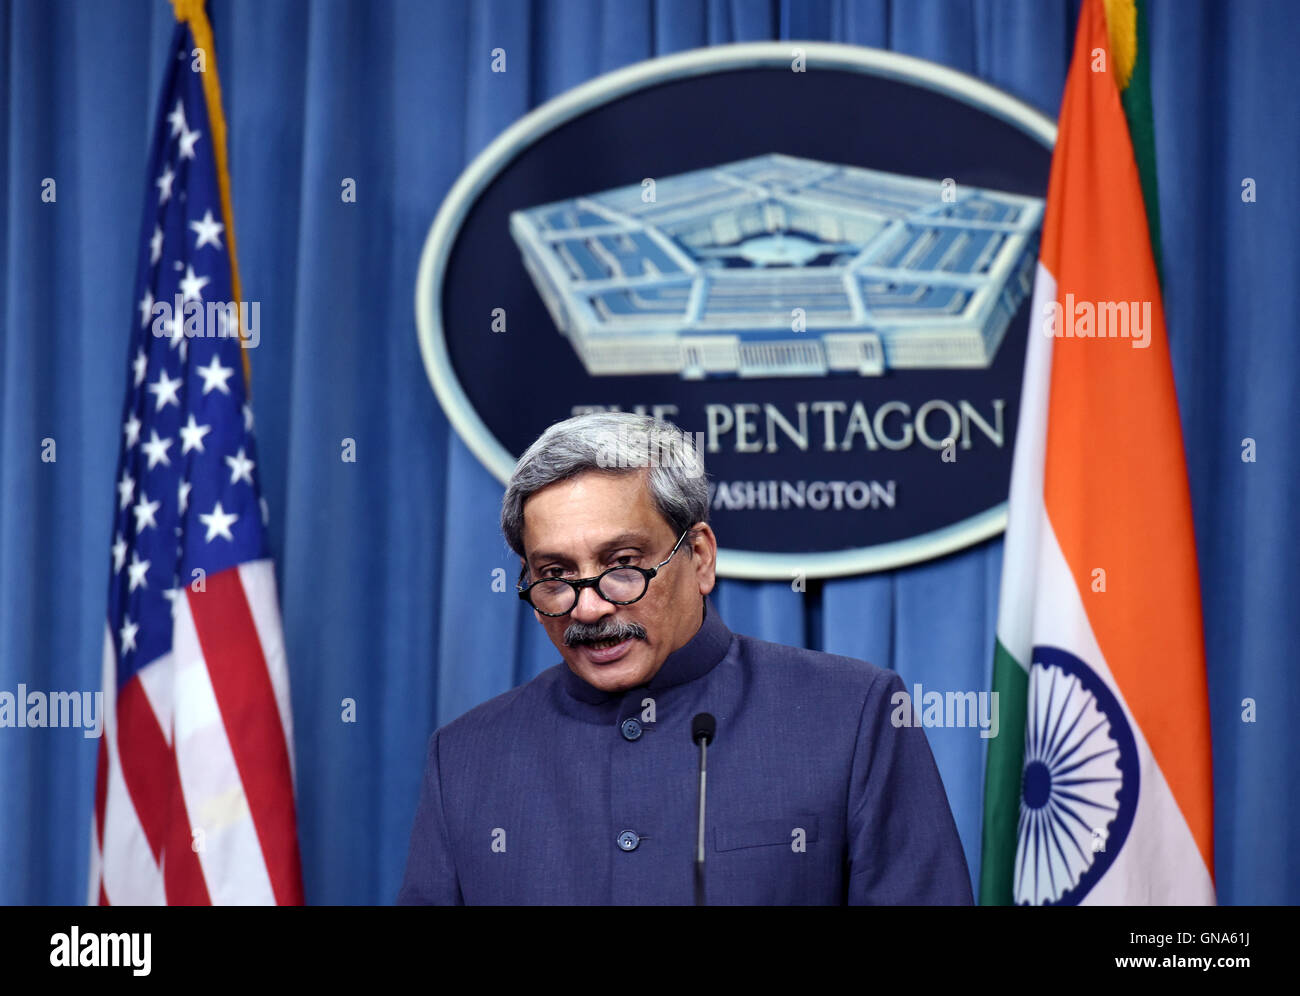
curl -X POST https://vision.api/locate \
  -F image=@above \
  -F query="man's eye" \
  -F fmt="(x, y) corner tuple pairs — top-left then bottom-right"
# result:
(613, 555), (636, 567)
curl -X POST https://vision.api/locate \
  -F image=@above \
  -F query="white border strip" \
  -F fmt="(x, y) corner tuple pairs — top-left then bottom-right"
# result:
(415, 41), (1056, 579)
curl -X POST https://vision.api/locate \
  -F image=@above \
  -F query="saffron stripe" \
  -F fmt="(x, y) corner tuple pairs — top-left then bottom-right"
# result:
(1040, 0), (1213, 876)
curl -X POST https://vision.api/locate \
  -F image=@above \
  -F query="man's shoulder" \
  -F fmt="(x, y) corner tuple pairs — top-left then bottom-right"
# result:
(435, 665), (565, 743)
(731, 630), (898, 699)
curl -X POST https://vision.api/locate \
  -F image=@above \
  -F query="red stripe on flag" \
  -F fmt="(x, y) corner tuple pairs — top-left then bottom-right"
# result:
(116, 674), (212, 904)
(115, 678), (172, 862)
(94, 734), (107, 855)
(187, 569), (304, 905)
(93, 735), (108, 904)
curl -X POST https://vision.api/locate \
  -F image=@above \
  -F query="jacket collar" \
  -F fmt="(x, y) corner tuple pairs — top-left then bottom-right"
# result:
(561, 595), (731, 704)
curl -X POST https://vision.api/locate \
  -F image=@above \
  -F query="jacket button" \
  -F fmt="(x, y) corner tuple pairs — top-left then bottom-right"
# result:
(617, 830), (640, 852)
(620, 718), (643, 741)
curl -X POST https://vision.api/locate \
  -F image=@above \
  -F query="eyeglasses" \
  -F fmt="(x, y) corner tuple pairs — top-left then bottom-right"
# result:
(517, 528), (693, 617)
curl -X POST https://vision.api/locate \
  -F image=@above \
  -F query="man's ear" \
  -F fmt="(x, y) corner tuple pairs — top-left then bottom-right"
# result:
(518, 556), (537, 621)
(689, 523), (718, 595)
(521, 558), (542, 624)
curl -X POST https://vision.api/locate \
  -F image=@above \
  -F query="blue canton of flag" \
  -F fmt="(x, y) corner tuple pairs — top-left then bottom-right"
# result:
(108, 26), (266, 690)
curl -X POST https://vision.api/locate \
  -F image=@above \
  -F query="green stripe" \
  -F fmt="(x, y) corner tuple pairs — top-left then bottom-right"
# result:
(978, 638), (1029, 905)
(1121, 0), (1164, 283)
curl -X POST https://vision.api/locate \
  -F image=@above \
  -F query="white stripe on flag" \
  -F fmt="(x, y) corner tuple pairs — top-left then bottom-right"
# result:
(995, 262), (1056, 662)
(137, 649), (175, 749)
(97, 624), (166, 905)
(238, 560), (297, 782)
(1031, 508), (1215, 904)
(171, 585), (277, 905)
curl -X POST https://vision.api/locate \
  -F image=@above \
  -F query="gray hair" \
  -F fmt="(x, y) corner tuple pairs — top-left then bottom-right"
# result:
(501, 412), (708, 558)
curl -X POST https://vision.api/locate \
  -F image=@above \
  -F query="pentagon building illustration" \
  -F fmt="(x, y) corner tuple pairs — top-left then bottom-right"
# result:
(508, 153), (1044, 379)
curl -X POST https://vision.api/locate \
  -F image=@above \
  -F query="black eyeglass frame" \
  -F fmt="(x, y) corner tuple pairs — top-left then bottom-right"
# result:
(516, 527), (693, 617)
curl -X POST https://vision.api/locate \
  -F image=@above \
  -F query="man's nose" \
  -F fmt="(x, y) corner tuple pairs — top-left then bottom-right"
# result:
(570, 583), (612, 623)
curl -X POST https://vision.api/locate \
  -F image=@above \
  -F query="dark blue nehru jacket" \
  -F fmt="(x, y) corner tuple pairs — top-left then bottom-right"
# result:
(397, 597), (973, 905)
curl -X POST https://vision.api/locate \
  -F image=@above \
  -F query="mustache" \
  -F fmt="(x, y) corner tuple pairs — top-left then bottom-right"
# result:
(563, 618), (647, 647)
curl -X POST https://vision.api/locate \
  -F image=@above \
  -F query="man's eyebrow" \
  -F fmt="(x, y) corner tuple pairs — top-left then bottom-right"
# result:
(530, 533), (650, 567)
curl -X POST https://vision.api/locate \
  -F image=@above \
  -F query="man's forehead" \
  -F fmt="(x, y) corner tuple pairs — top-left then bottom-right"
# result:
(521, 471), (664, 555)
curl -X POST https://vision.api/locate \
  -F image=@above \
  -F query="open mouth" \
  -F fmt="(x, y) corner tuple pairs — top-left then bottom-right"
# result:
(580, 637), (636, 664)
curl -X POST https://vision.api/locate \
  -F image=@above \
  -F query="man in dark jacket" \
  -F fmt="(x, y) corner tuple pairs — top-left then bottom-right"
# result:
(398, 412), (973, 904)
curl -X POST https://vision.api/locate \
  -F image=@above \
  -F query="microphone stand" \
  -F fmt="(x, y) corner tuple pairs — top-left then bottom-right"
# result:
(692, 713), (715, 906)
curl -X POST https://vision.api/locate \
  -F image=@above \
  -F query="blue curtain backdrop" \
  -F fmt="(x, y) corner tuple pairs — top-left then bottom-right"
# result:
(1, 0), (1296, 905)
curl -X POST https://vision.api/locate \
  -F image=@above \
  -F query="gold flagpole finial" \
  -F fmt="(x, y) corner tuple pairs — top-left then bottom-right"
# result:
(1101, 0), (1138, 91)
(169, 0), (207, 24)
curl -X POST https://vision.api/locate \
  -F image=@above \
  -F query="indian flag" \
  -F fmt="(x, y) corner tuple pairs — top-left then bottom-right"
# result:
(978, 0), (1215, 905)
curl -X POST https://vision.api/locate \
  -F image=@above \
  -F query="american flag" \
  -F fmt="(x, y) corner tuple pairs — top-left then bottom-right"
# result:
(89, 14), (304, 905)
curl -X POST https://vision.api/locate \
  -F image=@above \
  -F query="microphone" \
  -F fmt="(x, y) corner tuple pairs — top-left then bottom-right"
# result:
(691, 713), (716, 906)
